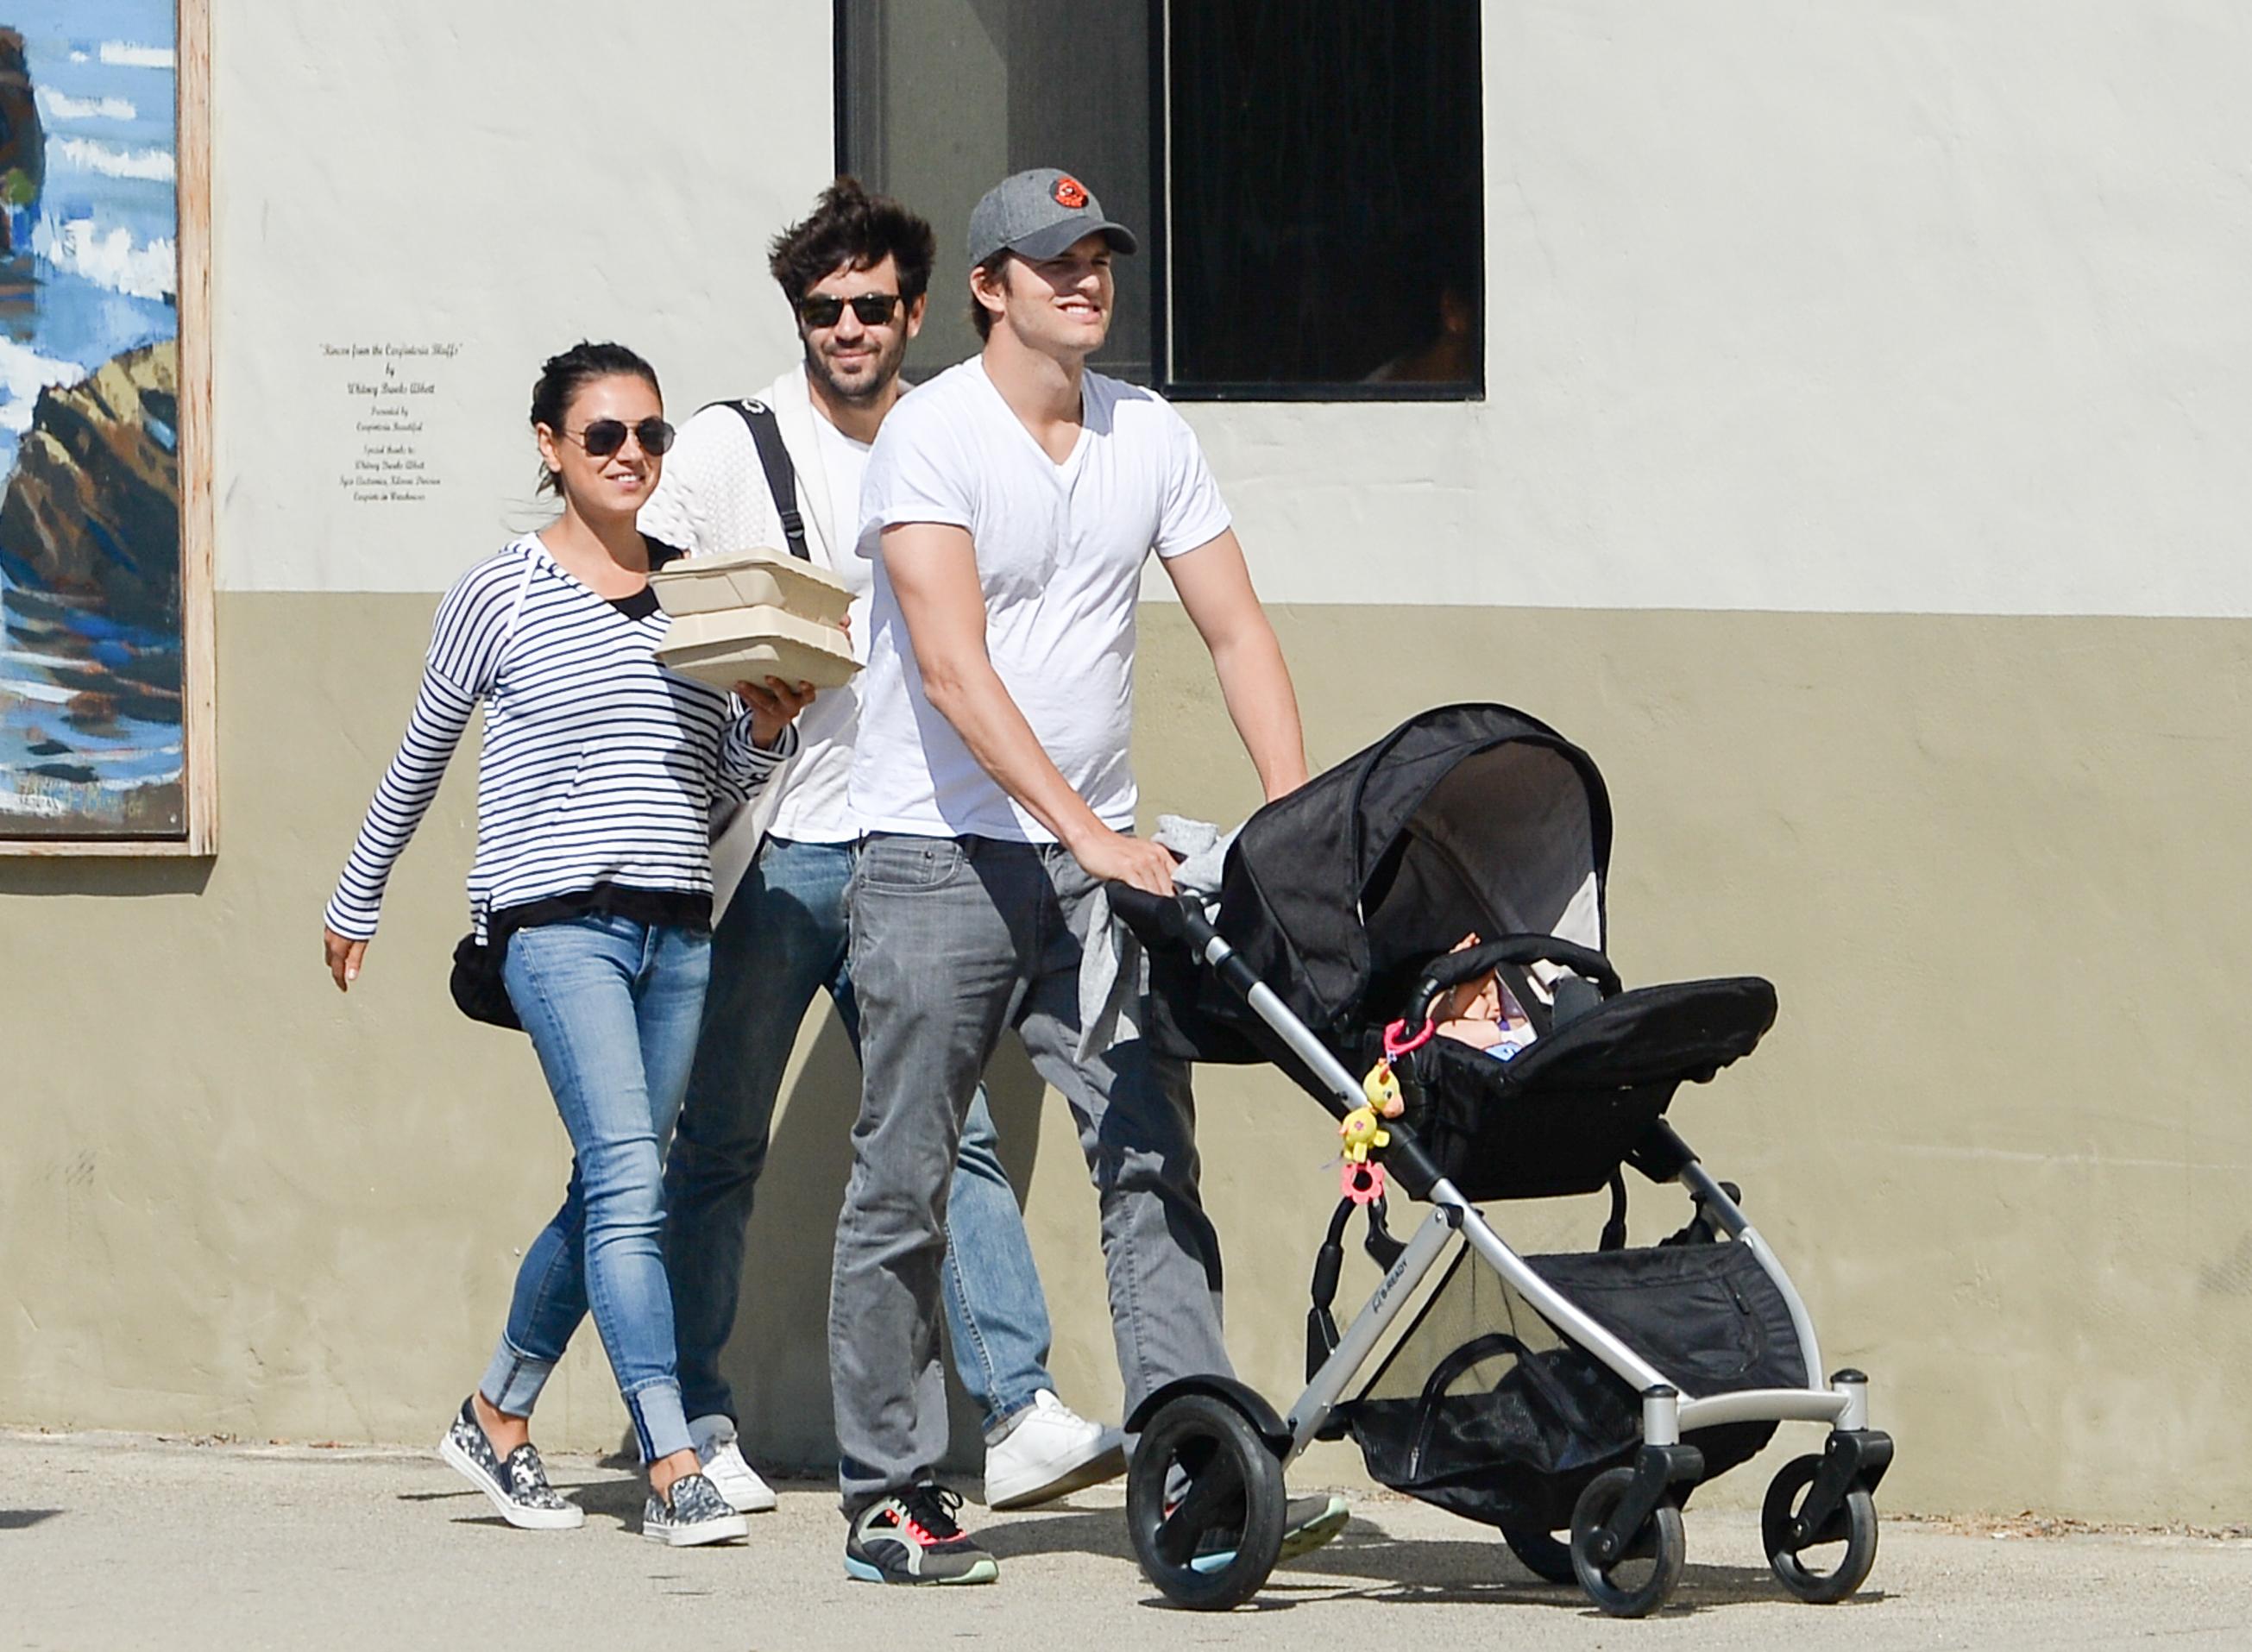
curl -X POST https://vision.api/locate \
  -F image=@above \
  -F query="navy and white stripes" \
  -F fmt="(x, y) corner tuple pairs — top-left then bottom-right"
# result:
(324, 536), (794, 942)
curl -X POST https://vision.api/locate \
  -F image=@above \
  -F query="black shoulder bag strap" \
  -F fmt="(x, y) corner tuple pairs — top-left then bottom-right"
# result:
(704, 398), (813, 563)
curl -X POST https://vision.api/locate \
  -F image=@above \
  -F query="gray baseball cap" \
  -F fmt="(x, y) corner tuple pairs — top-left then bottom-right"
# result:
(966, 167), (1139, 267)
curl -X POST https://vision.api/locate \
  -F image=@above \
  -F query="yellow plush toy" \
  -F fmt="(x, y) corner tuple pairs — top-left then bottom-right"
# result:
(1339, 1105), (1392, 1164)
(1362, 1058), (1404, 1118)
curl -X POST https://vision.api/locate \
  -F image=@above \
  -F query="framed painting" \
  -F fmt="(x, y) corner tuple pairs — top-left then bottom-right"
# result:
(0, 0), (212, 854)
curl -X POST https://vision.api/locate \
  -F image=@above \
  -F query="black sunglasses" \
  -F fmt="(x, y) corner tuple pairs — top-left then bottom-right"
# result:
(568, 417), (675, 458)
(797, 291), (904, 329)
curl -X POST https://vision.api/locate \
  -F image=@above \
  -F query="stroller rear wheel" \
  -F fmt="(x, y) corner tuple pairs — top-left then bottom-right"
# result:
(1501, 1525), (1577, 1585)
(1762, 1455), (1878, 1604)
(1127, 1392), (1287, 1611)
(1569, 1467), (1686, 1617)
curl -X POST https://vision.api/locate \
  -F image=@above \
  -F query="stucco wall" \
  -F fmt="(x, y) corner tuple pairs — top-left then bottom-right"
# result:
(4, 1), (2251, 1523)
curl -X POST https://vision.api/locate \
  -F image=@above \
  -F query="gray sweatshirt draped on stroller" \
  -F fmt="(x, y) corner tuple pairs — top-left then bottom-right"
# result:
(1109, 703), (1893, 1615)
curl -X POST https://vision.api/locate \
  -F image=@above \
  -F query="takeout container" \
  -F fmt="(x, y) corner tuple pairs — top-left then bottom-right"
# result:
(650, 550), (853, 626)
(650, 550), (861, 692)
(656, 606), (860, 691)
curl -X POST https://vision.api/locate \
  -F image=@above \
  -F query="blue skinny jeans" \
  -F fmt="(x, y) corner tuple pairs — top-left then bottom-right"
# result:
(478, 914), (708, 1464)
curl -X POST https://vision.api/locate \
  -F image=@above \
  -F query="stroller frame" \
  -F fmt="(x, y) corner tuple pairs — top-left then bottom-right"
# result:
(1121, 896), (1893, 1616)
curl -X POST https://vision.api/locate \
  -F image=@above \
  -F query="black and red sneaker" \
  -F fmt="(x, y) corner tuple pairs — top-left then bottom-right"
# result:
(844, 1483), (998, 1585)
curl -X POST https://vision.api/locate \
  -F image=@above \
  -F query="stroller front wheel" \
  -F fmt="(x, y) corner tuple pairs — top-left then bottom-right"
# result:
(1569, 1468), (1687, 1617)
(1127, 1392), (1287, 1611)
(1763, 1455), (1879, 1604)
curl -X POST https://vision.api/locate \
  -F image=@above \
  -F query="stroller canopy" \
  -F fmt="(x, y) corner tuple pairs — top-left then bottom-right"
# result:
(1217, 703), (1613, 1037)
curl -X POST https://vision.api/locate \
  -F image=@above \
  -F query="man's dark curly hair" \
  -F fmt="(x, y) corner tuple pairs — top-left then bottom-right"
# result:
(768, 177), (936, 309)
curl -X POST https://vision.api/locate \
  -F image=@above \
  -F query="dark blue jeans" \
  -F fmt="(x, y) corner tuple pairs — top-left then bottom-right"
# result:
(664, 836), (1058, 1432)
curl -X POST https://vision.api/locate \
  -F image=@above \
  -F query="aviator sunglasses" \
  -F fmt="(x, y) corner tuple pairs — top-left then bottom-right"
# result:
(565, 417), (676, 458)
(797, 291), (904, 329)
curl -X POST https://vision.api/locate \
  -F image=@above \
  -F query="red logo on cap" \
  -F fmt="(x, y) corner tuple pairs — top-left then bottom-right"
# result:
(1053, 175), (1089, 210)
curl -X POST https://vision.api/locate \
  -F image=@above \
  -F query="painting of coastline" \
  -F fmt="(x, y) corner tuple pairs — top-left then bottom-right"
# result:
(0, 2), (186, 842)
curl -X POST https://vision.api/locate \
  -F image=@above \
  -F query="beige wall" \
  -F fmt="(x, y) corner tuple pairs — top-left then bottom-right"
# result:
(5, 0), (2252, 1526)
(6, 597), (2252, 1522)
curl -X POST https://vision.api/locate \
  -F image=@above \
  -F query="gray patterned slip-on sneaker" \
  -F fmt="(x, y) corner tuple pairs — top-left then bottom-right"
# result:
(644, 1471), (751, 1548)
(437, 1398), (584, 1530)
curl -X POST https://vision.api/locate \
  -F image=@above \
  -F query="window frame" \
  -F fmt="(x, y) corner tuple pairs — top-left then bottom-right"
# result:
(833, 0), (1484, 405)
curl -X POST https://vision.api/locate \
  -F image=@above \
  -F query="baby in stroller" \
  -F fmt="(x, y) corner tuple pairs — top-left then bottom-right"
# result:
(1425, 933), (1538, 1058)
(1110, 703), (1894, 1617)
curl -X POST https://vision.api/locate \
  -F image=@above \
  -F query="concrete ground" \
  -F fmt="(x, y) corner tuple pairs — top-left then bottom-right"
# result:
(3, 1431), (2248, 1649)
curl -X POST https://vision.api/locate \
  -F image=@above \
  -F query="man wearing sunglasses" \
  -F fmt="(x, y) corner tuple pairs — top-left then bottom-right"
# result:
(638, 180), (1121, 1524)
(831, 168), (1330, 1586)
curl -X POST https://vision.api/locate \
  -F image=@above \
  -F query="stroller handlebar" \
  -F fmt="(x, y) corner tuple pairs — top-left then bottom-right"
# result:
(1406, 934), (1622, 1027)
(1105, 881), (1211, 949)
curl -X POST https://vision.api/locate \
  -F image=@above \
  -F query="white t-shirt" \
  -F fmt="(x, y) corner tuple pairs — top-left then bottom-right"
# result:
(773, 415), (873, 841)
(637, 377), (873, 844)
(850, 358), (1231, 841)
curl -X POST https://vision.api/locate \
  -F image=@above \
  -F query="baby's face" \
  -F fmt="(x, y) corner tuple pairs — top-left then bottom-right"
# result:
(1440, 971), (1502, 1025)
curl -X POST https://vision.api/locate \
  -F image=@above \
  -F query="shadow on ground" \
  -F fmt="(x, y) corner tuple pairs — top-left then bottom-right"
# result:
(383, 1481), (1909, 1620)
(399, 1473), (651, 1533)
(0, 1509), (62, 1530)
(984, 1506), (1897, 1617)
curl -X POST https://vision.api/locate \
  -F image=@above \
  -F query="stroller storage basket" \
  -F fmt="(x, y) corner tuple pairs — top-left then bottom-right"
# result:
(1346, 1240), (1808, 1534)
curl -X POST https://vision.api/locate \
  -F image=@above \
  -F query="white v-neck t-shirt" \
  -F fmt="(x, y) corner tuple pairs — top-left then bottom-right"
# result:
(850, 358), (1231, 842)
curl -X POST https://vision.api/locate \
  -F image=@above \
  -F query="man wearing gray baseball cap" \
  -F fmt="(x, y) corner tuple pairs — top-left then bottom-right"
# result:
(826, 166), (1343, 1586)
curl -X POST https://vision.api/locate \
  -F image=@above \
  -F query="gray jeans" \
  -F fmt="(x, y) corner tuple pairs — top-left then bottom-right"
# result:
(830, 832), (1231, 1505)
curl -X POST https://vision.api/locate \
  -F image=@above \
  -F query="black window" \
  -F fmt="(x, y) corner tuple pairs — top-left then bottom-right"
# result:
(837, 1), (1482, 399)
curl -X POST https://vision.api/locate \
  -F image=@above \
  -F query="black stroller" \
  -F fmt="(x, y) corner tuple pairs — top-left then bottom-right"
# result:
(1110, 704), (1893, 1615)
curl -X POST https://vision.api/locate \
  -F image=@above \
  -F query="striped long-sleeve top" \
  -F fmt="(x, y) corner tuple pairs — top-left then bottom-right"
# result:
(324, 535), (796, 943)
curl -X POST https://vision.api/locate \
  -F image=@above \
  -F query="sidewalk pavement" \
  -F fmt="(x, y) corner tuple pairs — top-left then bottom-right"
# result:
(3, 1430), (2248, 1649)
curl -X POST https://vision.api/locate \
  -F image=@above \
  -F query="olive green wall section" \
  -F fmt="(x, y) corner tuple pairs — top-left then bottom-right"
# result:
(4, 594), (2249, 1522)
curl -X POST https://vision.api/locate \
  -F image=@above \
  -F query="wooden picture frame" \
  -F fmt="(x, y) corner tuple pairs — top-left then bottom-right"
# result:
(0, 0), (215, 856)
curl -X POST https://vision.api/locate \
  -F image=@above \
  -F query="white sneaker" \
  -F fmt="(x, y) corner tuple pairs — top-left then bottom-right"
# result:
(982, 1390), (1126, 1510)
(688, 1414), (777, 1514)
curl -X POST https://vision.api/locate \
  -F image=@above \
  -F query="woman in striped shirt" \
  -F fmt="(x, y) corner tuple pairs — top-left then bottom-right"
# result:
(322, 342), (810, 1546)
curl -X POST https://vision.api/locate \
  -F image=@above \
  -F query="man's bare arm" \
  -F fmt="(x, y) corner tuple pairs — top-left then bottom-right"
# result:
(883, 522), (1178, 893)
(1163, 529), (1309, 801)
